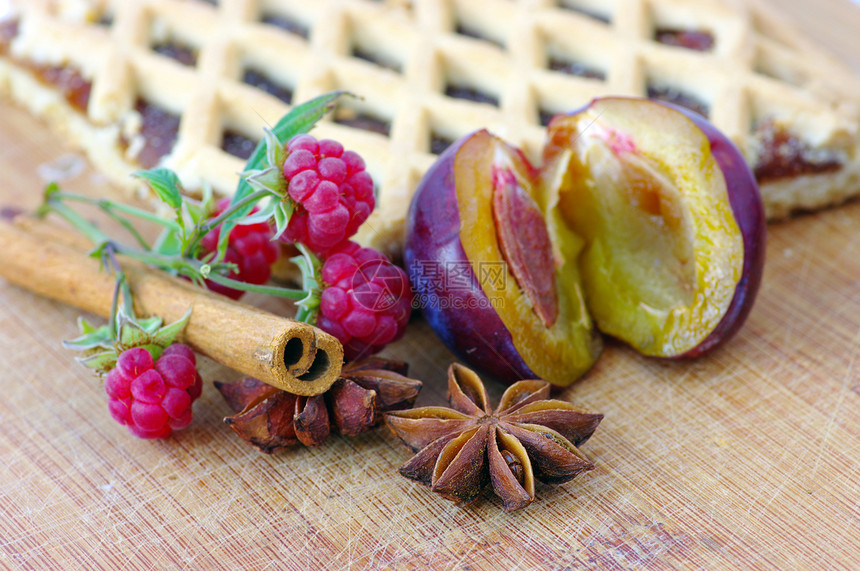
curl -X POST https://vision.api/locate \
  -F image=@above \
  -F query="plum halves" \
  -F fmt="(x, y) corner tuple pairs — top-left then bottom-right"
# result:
(405, 98), (765, 387)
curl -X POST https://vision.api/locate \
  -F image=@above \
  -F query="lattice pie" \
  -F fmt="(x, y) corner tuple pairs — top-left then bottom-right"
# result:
(2, 0), (859, 256)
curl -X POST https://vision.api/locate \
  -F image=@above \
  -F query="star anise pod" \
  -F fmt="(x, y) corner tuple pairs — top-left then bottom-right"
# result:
(215, 357), (422, 453)
(385, 363), (603, 511)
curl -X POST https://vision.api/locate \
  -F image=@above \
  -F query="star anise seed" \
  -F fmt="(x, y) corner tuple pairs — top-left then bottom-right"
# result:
(385, 363), (602, 511)
(216, 358), (422, 453)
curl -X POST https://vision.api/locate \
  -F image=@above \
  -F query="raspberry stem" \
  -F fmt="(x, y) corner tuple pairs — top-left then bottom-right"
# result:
(40, 193), (308, 300)
(181, 188), (271, 259)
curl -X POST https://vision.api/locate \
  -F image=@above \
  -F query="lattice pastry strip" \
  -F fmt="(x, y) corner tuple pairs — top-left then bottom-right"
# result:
(1, 0), (859, 257)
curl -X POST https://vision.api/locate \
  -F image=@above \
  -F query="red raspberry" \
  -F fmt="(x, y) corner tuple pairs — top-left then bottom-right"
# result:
(104, 344), (203, 439)
(316, 241), (412, 360)
(199, 198), (280, 300)
(280, 134), (375, 255)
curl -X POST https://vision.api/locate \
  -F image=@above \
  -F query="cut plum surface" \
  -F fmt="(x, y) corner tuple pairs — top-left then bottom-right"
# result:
(544, 98), (760, 357)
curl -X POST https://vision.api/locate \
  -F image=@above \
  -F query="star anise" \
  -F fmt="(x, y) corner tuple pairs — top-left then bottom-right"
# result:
(385, 363), (603, 511)
(215, 358), (422, 453)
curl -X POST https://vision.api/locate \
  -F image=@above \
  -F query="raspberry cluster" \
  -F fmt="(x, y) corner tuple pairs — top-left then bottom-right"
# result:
(199, 198), (280, 300)
(317, 241), (411, 360)
(277, 134), (411, 359)
(104, 345), (203, 439)
(281, 134), (375, 256)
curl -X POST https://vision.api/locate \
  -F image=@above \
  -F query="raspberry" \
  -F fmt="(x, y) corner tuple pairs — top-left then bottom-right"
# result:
(280, 134), (375, 255)
(199, 198), (280, 300)
(105, 345), (203, 439)
(316, 241), (412, 360)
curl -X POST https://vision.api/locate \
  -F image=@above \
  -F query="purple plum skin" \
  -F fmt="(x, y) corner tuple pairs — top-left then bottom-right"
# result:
(404, 132), (538, 382)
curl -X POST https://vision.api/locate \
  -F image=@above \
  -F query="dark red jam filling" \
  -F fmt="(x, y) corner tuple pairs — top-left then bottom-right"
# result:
(0, 19), (20, 55)
(646, 85), (709, 118)
(455, 24), (503, 49)
(152, 41), (197, 67)
(32, 65), (92, 112)
(242, 69), (293, 104)
(261, 14), (309, 39)
(753, 121), (843, 183)
(444, 85), (499, 107)
(548, 57), (606, 80)
(221, 130), (257, 160)
(351, 47), (401, 73)
(654, 29), (714, 52)
(430, 133), (454, 155)
(134, 99), (180, 168)
(334, 110), (391, 136)
(558, 2), (611, 24)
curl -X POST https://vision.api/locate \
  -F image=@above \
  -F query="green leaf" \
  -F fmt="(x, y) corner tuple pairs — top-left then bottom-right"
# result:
(150, 308), (192, 348)
(133, 168), (183, 209)
(232, 91), (350, 205)
(153, 227), (183, 256)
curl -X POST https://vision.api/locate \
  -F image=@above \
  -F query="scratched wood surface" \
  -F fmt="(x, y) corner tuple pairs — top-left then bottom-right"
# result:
(1, 1), (859, 570)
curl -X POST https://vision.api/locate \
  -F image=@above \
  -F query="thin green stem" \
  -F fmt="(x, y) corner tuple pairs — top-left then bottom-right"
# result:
(110, 243), (307, 299)
(42, 200), (110, 245)
(51, 192), (181, 232)
(182, 189), (271, 258)
(108, 273), (123, 341)
(112, 243), (190, 271)
(205, 273), (308, 299)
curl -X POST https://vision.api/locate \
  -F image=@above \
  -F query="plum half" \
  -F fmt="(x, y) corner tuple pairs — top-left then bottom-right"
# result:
(405, 97), (765, 385)
(544, 98), (765, 357)
(405, 131), (602, 386)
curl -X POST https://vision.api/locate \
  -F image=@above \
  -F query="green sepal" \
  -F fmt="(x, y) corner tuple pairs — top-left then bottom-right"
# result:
(133, 168), (183, 209)
(79, 317), (100, 335)
(77, 350), (119, 374)
(149, 308), (191, 348)
(243, 165), (285, 197)
(291, 244), (323, 324)
(237, 199), (277, 226)
(117, 309), (160, 348)
(271, 201), (294, 241)
(263, 127), (286, 177)
(62, 317), (114, 352)
(66, 304), (192, 377)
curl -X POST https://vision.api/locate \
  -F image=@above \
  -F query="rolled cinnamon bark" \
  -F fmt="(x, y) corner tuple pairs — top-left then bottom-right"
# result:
(0, 219), (343, 396)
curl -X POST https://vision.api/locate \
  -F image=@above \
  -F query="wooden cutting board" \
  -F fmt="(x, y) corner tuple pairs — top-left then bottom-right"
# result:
(1, 1), (858, 569)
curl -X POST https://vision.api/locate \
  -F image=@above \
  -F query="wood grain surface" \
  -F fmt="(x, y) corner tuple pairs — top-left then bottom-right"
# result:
(1, 1), (859, 569)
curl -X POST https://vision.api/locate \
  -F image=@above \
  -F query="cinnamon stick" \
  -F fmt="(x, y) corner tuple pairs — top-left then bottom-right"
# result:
(0, 218), (344, 396)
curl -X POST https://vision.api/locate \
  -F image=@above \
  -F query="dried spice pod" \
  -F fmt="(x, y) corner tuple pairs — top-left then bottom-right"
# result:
(217, 358), (423, 453)
(386, 363), (603, 511)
